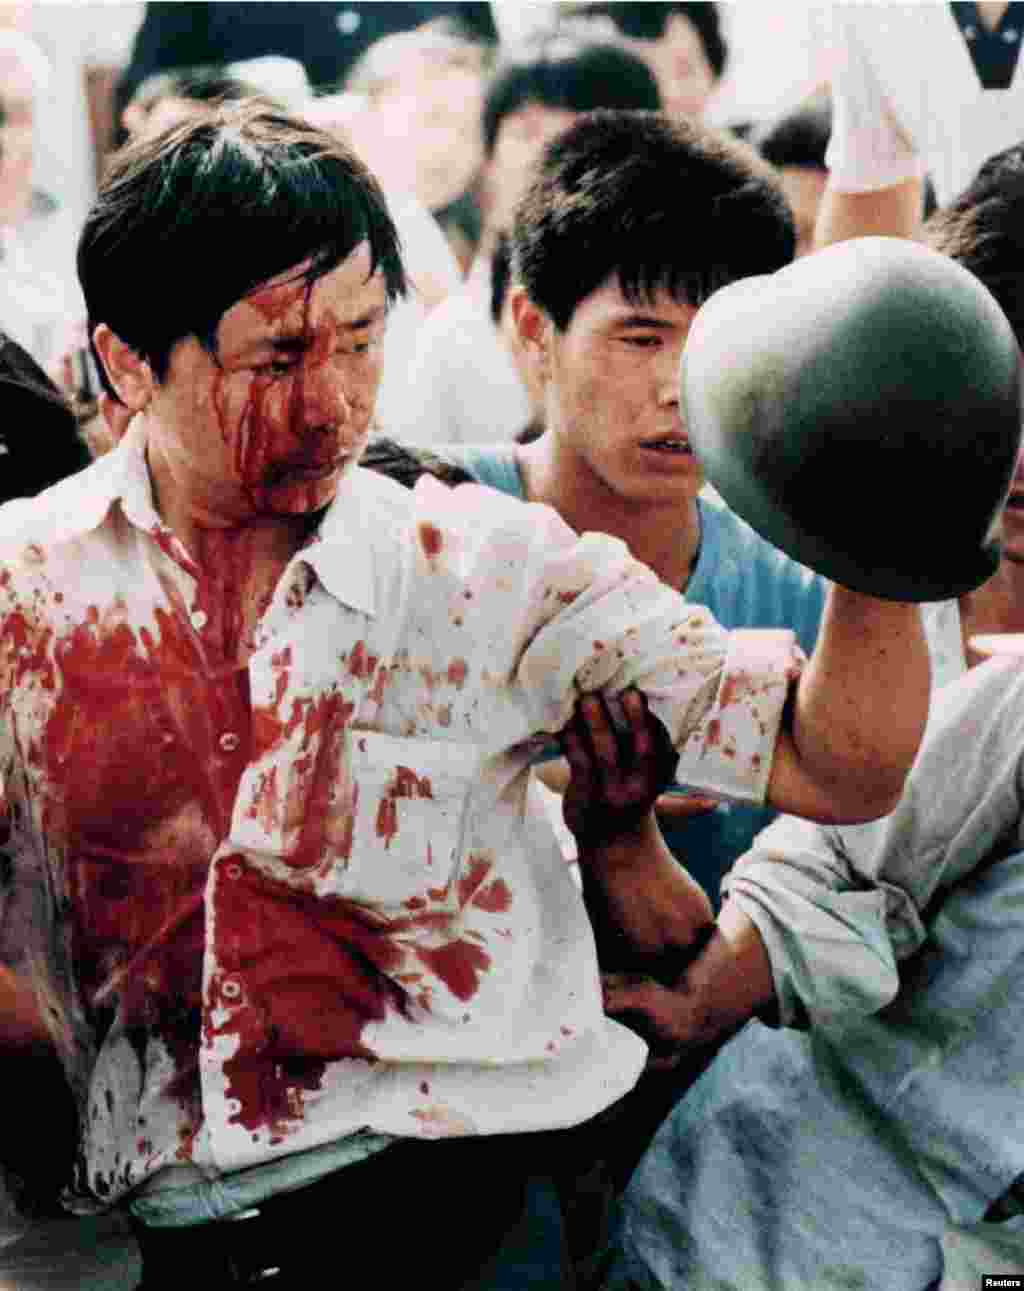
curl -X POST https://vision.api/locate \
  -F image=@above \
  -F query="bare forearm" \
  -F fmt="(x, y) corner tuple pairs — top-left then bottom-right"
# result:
(579, 812), (713, 972)
(814, 178), (923, 249)
(601, 900), (775, 1060)
(772, 586), (929, 821)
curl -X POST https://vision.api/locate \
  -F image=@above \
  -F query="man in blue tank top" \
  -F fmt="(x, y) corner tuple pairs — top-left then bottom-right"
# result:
(440, 109), (831, 908)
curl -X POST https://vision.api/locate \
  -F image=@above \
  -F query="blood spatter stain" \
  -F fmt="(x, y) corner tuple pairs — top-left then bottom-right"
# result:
(456, 853), (512, 915)
(207, 862), (408, 1135)
(447, 659), (469, 690)
(419, 523), (444, 560)
(375, 766), (433, 848)
(33, 602), (246, 1116)
(413, 938), (491, 1002)
(347, 640), (378, 680)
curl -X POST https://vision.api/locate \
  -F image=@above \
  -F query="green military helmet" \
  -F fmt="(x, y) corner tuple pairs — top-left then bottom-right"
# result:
(680, 236), (1022, 601)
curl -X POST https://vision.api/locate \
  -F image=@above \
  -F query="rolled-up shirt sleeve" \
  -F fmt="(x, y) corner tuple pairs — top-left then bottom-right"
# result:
(501, 512), (796, 804)
(723, 814), (916, 1028)
(724, 656), (1024, 1028)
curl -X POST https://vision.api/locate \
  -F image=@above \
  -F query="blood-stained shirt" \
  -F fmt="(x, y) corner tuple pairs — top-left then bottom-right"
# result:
(0, 420), (796, 1209)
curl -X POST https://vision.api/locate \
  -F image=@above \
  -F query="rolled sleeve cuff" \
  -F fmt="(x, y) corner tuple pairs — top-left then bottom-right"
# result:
(723, 862), (904, 1029)
(675, 629), (796, 805)
(824, 128), (924, 193)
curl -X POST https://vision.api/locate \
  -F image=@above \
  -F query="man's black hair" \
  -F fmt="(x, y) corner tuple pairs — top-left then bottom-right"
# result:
(754, 97), (832, 172)
(482, 35), (660, 157)
(562, 3), (728, 77)
(79, 101), (406, 402)
(513, 109), (795, 331)
(926, 141), (1024, 345)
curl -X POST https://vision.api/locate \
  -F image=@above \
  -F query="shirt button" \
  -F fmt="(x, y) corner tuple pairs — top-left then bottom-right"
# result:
(190, 610), (208, 630)
(218, 731), (240, 754)
(221, 979), (242, 999)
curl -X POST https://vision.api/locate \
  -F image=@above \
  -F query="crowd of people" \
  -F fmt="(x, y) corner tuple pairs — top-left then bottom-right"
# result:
(2, 3), (1024, 1289)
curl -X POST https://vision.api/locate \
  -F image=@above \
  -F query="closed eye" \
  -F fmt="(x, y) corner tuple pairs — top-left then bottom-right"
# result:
(621, 334), (663, 349)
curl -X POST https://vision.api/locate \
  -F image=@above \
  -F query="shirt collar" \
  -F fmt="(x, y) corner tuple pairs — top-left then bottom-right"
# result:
(64, 413), (382, 614)
(297, 467), (379, 617)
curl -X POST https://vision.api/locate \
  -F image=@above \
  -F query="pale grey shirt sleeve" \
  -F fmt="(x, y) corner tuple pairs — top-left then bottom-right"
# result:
(725, 657), (1024, 1028)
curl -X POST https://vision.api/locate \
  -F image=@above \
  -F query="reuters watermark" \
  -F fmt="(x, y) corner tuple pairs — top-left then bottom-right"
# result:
(983, 1278), (1024, 1289)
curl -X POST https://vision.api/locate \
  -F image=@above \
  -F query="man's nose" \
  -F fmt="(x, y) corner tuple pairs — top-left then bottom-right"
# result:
(300, 359), (349, 429)
(656, 342), (684, 406)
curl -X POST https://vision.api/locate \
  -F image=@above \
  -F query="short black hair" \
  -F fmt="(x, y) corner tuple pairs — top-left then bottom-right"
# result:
(753, 96), (831, 172)
(562, 3), (728, 77)
(513, 109), (794, 331)
(79, 101), (406, 401)
(925, 141), (1024, 345)
(482, 34), (660, 157)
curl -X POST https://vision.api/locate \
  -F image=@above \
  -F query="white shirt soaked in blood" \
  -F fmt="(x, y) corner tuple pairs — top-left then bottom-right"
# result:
(0, 420), (795, 1208)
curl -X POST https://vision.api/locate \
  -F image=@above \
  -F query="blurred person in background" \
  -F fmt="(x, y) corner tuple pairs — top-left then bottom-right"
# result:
(560, 1), (726, 121)
(342, 18), (495, 271)
(752, 92), (831, 258)
(303, 82), (465, 442)
(390, 33), (661, 446)
(816, 1), (1024, 246)
(115, 1), (496, 130)
(120, 63), (288, 138)
(0, 28), (80, 367)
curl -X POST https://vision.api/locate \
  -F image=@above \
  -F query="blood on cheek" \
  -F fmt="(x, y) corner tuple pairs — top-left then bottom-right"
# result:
(211, 283), (351, 501)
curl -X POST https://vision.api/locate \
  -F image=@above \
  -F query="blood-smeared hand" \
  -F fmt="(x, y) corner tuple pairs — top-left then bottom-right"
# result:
(559, 688), (687, 852)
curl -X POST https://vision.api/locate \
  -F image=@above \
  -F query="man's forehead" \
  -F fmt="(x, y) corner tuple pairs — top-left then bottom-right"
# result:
(238, 247), (384, 323)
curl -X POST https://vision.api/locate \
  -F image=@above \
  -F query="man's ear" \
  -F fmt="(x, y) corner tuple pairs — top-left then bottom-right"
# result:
(510, 287), (553, 380)
(91, 324), (155, 415)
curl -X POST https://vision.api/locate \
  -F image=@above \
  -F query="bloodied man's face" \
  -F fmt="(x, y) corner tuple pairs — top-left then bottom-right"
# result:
(146, 241), (388, 518)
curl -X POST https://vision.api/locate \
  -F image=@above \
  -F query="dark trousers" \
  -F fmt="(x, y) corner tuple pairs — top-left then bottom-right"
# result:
(132, 1132), (576, 1290)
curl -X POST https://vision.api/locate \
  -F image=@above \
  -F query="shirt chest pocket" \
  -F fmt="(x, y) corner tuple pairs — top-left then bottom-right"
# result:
(336, 730), (482, 913)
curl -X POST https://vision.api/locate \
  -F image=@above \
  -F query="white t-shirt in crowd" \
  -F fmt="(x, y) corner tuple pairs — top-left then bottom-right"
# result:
(385, 283), (533, 445)
(375, 189), (463, 436)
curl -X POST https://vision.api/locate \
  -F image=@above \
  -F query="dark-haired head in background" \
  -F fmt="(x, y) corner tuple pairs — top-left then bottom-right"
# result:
(752, 94), (831, 258)
(116, 3), (498, 127)
(479, 33), (661, 237)
(121, 64), (284, 139)
(390, 36), (661, 448)
(560, 2), (726, 119)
